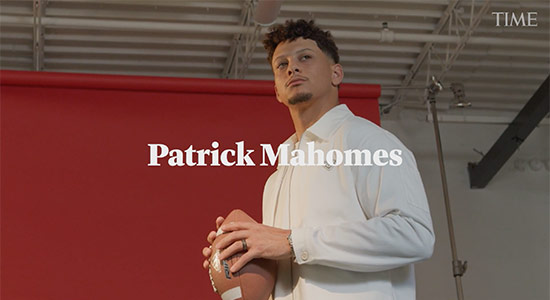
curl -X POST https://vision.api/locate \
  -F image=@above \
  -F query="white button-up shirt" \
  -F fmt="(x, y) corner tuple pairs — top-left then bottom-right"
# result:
(262, 104), (434, 300)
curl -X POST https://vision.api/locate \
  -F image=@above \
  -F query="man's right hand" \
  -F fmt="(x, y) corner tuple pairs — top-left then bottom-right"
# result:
(202, 216), (225, 270)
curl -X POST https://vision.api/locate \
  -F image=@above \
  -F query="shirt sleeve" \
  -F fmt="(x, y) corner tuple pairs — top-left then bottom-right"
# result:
(290, 131), (435, 272)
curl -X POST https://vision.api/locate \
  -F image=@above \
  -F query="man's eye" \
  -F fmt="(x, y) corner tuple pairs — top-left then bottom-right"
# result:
(300, 55), (311, 61)
(277, 62), (287, 69)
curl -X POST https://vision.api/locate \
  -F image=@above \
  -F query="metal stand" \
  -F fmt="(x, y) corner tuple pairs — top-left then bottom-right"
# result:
(426, 76), (467, 300)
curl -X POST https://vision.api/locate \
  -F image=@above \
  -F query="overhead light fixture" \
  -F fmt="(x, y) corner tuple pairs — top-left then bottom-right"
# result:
(450, 82), (471, 108)
(379, 22), (394, 43)
(253, 0), (283, 26)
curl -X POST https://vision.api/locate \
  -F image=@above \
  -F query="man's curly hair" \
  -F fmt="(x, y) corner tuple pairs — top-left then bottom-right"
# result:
(263, 19), (339, 66)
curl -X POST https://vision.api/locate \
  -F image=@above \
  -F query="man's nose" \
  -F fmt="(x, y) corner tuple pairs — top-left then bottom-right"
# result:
(287, 64), (300, 76)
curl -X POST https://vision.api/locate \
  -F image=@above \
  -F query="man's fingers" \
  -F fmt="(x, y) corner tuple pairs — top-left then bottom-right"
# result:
(202, 246), (212, 258)
(202, 216), (226, 272)
(216, 216), (225, 229)
(202, 247), (212, 270)
(216, 230), (249, 250)
(218, 240), (244, 261)
(207, 231), (217, 244)
(230, 251), (255, 273)
(220, 221), (253, 232)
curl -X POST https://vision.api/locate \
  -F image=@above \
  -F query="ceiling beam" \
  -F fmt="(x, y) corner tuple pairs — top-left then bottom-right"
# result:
(383, 0), (460, 113)
(46, 1), (242, 10)
(384, 0), (497, 113)
(44, 58), (223, 68)
(1, 16), (546, 48)
(221, 0), (259, 79)
(222, 0), (252, 79)
(280, 4), (444, 18)
(467, 75), (549, 188)
(436, 0), (492, 81)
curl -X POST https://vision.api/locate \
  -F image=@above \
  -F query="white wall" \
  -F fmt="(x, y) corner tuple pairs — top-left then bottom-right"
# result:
(382, 109), (549, 300)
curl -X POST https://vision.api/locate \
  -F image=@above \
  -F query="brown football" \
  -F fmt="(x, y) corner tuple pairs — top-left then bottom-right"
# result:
(208, 209), (277, 300)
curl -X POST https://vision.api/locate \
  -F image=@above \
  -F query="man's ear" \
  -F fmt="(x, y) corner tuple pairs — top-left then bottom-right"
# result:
(331, 64), (344, 87)
(274, 85), (283, 103)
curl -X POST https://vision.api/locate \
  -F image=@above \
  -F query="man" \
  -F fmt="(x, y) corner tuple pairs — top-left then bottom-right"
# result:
(202, 19), (434, 299)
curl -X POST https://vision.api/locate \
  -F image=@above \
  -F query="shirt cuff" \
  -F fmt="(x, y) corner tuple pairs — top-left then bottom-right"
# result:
(290, 227), (313, 264)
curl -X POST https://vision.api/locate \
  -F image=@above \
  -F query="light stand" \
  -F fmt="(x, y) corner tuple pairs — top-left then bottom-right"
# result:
(426, 76), (468, 300)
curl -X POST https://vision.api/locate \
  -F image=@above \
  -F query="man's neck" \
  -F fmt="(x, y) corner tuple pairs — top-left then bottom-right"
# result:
(288, 97), (339, 141)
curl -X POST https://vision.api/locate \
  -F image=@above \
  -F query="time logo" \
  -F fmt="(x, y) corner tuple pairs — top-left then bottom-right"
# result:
(492, 11), (538, 27)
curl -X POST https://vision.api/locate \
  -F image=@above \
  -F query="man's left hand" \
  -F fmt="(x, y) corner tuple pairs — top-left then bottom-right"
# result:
(216, 222), (292, 273)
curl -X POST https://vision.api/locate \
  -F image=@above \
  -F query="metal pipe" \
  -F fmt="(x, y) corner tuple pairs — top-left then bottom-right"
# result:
(47, 0), (549, 10)
(381, 86), (427, 90)
(1, 16), (547, 48)
(426, 113), (550, 125)
(12, 33), (543, 60)
(382, 89), (534, 100)
(32, 0), (44, 71)
(402, 101), (525, 111)
(11, 6), (545, 35)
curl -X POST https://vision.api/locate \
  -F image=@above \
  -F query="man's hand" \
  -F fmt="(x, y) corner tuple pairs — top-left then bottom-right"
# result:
(202, 216), (225, 270)
(216, 222), (292, 273)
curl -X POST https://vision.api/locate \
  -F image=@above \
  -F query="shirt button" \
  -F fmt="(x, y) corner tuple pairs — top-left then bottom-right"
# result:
(301, 251), (309, 261)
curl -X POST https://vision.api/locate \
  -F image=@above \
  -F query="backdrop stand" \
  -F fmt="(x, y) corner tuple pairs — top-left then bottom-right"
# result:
(427, 76), (468, 300)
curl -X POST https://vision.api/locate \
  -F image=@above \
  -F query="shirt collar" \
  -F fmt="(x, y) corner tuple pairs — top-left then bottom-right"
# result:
(304, 104), (354, 142)
(281, 104), (354, 145)
(281, 132), (298, 148)
(277, 104), (354, 169)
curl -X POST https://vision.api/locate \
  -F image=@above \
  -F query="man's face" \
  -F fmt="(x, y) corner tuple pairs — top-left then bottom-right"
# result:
(271, 37), (341, 107)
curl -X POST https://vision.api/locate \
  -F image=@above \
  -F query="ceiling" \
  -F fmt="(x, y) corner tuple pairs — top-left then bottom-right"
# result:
(1, 0), (548, 117)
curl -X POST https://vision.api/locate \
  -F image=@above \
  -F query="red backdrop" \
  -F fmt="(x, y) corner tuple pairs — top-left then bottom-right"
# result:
(0, 70), (380, 300)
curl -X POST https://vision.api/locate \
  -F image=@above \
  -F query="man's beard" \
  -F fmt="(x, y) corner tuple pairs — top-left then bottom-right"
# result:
(288, 92), (313, 105)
